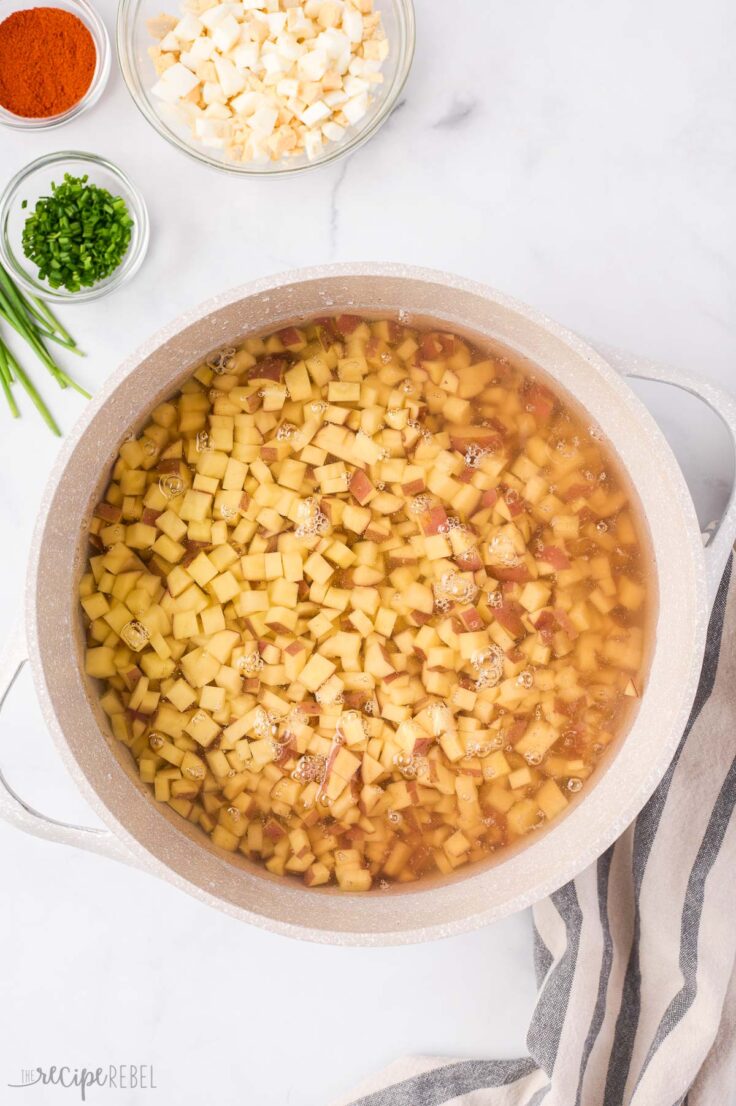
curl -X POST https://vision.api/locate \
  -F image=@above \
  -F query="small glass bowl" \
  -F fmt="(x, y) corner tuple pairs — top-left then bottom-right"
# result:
(117, 0), (415, 177)
(0, 0), (111, 130)
(0, 152), (150, 303)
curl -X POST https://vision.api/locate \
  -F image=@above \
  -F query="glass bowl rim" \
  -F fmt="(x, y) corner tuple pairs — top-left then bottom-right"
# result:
(0, 0), (111, 131)
(0, 150), (151, 303)
(115, 0), (416, 177)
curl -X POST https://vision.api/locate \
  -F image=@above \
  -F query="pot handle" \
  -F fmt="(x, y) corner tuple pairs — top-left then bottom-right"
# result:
(597, 345), (736, 605)
(0, 619), (136, 866)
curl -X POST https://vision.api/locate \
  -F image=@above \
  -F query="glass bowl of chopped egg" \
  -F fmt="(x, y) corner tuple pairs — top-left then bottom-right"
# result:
(116, 0), (415, 175)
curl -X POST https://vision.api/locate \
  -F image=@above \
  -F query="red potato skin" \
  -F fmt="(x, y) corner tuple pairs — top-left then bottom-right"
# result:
(534, 609), (557, 644)
(342, 691), (369, 710)
(409, 610), (433, 626)
(489, 563), (532, 583)
(142, 508), (162, 526)
(248, 356), (286, 382)
(457, 548), (483, 571)
(127, 708), (152, 723)
(241, 618), (258, 640)
(421, 333), (455, 359)
(387, 555), (419, 570)
(538, 545), (570, 570)
(525, 383), (556, 421)
(122, 667), (143, 690)
(266, 619), (292, 634)
(459, 607), (485, 631)
(501, 489), (525, 517)
(450, 434), (504, 457)
(402, 478), (426, 495)
(182, 540), (210, 567)
(349, 469), (375, 505)
(297, 700), (321, 716)
(264, 819), (286, 841)
(553, 607), (579, 639)
(276, 327), (306, 350)
(494, 601), (526, 638)
(364, 525), (389, 543)
(420, 334), (443, 359)
(157, 458), (181, 474)
(334, 314), (361, 336)
(562, 483), (594, 502)
(243, 390), (262, 413)
(421, 506), (448, 536)
(386, 320), (403, 344)
(95, 502), (122, 523)
(507, 718), (528, 744)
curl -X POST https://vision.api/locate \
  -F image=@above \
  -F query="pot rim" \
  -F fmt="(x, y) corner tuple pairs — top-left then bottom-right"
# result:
(24, 263), (709, 944)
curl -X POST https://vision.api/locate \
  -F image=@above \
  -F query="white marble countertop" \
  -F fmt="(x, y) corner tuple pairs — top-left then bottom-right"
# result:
(1, 1), (734, 1103)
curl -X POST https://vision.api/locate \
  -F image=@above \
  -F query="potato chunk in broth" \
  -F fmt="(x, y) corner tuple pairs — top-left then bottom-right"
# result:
(80, 316), (649, 891)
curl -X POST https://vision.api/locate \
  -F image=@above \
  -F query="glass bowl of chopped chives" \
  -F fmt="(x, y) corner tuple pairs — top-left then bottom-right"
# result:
(0, 151), (150, 302)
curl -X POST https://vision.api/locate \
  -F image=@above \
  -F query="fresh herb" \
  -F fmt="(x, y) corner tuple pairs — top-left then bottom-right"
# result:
(21, 173), (133, 293)
(0, 263), (88, 434)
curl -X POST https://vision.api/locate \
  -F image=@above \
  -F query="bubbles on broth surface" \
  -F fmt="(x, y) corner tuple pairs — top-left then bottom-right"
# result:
(206, 347), (236, 373)
(464, 444), (488, 468)
(473, 646), (505, 689)
(120, 620), (150, 651)
(237, 652), (263, 676)
(435, 571), (478, 605)
(294, 496), (329, 538)
(159, 473), (184, 499)
(292, 755), (326, 784)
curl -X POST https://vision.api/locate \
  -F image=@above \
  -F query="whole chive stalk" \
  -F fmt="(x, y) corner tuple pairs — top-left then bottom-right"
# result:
(0, 262), (87, 435)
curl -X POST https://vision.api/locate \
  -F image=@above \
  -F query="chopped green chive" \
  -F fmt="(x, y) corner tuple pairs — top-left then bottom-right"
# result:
(22, 173), (133, 294)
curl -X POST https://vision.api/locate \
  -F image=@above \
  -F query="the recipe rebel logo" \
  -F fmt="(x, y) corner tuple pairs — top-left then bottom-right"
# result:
(7, 1066), (157, 1101)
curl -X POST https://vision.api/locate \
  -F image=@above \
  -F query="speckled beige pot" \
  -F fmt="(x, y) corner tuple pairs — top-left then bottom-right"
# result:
(3, 264), (736, 945)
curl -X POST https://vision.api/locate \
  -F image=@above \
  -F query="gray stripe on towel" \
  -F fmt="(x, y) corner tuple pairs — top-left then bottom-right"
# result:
(574, 847), (615, 1106)
(533, 923), (553, 988)
(603, 558), (732, 1106)
(349, 1058), (538, 1106)
(527, 882), (582, 1073)
(631, 750), (736, 1094)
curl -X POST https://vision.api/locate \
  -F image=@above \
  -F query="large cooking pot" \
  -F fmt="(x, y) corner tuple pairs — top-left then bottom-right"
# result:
(2, 264), (735, 945)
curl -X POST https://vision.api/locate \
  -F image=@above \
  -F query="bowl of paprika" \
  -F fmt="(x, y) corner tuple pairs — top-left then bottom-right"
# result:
(0, 0), (110, 129)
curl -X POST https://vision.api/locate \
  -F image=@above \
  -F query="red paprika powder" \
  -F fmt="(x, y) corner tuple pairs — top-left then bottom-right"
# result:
(0, 7), (96, 118)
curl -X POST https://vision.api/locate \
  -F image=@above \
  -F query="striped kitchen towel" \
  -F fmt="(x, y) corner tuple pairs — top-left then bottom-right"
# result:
(339, 558), (736, 1106)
